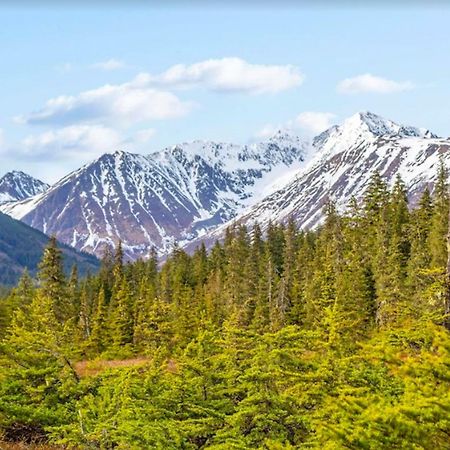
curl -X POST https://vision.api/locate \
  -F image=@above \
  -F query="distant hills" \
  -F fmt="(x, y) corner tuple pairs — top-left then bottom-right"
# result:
(0, 211), (99, 285)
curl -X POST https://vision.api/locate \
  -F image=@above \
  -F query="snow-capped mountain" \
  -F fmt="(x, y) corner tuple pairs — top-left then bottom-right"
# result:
(0, 171), (49, 204)
(0, 132), (307, 259)
(200, 112), (449, 243)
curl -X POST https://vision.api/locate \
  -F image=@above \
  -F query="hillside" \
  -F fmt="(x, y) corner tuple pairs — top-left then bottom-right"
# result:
(0, 211), (99, 285)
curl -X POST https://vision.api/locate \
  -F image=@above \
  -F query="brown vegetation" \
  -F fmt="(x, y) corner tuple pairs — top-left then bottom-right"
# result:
(74, 357), (151, 378)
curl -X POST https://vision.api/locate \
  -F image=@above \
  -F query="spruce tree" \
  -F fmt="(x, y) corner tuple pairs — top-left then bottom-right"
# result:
(429, 157), (449, 269)
(37, 237), (68, 323)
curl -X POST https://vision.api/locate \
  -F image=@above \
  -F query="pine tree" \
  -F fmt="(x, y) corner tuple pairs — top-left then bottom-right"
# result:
(429, 157), (449, 269)
(88, 288), (108, 354)
(37, 237), (68, 323)
(113, 240), (125, 281)
(0, 270), (35, 338)
(109, 276), (135, 353)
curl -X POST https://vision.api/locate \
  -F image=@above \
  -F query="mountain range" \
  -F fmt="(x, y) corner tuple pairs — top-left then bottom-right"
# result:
(0, 132), (307, 259)
(1, 111), (449, 260)
(198, 111), (449, 247)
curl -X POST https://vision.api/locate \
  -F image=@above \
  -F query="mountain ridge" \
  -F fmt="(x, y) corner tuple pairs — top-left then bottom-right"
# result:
(1, 111), (448, 260)
(193, 112), (448, 249)
(1, 131), (307, 259)
(0, 171), (49, 204)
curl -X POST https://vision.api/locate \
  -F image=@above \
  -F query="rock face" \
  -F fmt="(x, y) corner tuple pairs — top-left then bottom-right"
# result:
(0, 171), (49, 204)
(0, 133), (307, 259)
(196, 112), (449, 247)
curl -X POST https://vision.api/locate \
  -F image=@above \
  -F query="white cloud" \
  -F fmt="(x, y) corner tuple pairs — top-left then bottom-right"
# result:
(20, 125), (125, 160)
(1, 125), (158, 183)
(19, 57), (302, 128)
(255, 123), (280, 139)
(0, 129), (5, 148)
(337, 74), (414, 94)
(256, 111), (336, 140)
(140, 57), (304, 94)
(18, 81), (193, 126)
(92, 58), (126, 71)
(293, 112), (336, 135)
(134, 128), (156, 144)
(16, 124), (157, 161)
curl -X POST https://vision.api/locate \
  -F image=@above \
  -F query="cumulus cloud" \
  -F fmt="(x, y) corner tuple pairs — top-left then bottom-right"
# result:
(19, 57), (302, 129)
(20, 125), (125, 160)
(17, 82), (193, 127)
(337, 74), (414, 94)
(16, 124), (158, 161)
(293, 112), (336, 135)
(1, 125), (158, 182)
(256, 111), (336, 140)
(140, 57), (304, 94)
(92, 58), (126, 71)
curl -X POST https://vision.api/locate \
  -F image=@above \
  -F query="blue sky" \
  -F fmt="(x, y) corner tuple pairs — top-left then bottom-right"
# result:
(1, 5), (449, 182)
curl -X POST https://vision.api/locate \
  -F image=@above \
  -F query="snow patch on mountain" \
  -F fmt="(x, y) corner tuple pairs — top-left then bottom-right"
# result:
(0, 171), (49, 204)
(191, 112), (447, 249)
(1, 131), (308, 259)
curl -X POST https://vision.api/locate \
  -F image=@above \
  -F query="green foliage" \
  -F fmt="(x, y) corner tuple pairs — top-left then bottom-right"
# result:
(1, 168), (450, 448)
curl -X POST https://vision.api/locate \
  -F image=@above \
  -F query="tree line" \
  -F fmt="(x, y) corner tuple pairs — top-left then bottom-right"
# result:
(0, 163), (450, 448)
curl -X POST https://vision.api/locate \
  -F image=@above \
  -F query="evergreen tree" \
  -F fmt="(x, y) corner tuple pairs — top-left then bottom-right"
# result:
(37, 237), (68, 323)
(429, 157), (449, 269)
(109, 276), (135, 354)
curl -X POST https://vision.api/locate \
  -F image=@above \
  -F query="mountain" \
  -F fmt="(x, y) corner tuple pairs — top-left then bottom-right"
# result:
(0, 211), (99, 285)
(199, 112), (449, 244)
(0, 171), (49, 204)
(0, 132), (307, 259)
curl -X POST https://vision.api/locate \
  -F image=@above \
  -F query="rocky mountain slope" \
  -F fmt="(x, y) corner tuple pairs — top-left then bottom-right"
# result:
(0, 171), (48, 204)
(3, 111), (449, 260)
(200, 112), (449, 246)
(1, 132), (307, 259)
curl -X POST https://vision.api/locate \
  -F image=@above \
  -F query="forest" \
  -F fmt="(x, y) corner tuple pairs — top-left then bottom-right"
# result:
(0, 163), (450, 449)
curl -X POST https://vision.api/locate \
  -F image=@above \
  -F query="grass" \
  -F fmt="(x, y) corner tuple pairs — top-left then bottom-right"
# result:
(74, 356), (151, 377)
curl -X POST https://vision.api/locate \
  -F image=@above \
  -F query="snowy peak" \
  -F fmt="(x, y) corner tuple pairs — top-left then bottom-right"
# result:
(0, 171), (49, 204)
(265, 128), (305, 149)
(343, 111), (435, 139)
(202, 114), (449, 247)
(2, 111), (443, 260)
(312, 111), (437, 160)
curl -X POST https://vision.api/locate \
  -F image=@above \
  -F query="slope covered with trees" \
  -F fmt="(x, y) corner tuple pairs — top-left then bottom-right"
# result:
(1, 164), (450, 449)
(0, 212), (99, 285)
